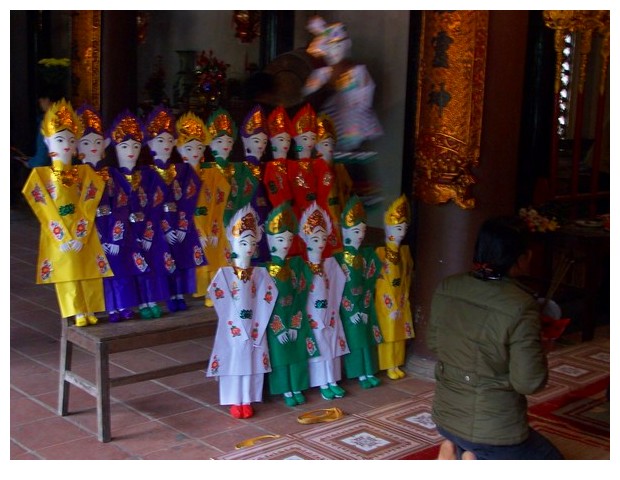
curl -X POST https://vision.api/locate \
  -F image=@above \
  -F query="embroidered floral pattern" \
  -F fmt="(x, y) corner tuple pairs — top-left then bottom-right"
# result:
(270, 314), (284, 333)
(163, 252), (176, 273)
(143, 221), (155, 241)
(40, 259), (52, 281)
(112, 221), (124, 241)
(193, 245), (204, 265)
(173, 179), (182, 201)
(291, 311), (302, 329)
(306, 337), (317, 356)
(31, 184), (46, 204)
(133, 252), (148, 272)
(49, 221), (65, 241)
(84, 181), (98, 201)
(212, 284), (225, 299)
(210, 355), (220, 375)
(153, 186), (164, 206)
(75, 218), (88, 238)
(96, 254), (109, 274)
(228, 320), (242, 337)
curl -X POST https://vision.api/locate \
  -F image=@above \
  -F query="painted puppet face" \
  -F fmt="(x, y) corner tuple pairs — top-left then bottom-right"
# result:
(306, 227), (328, 262)
(342, 223), (367, 250)
(315, 137), (335, 162)
(44, 129), (77, 165)
(270, 132), (291, 159)
(323, 39), (351, 65)
(243, 132), (268, 160)
(267, 231), (295, 260)
(115, 139), (142, 170)
(177, 139), (206, 168)
(385, 222), (408, 245)
(147, 132), (176, 161)
(294, 132), (317, 158)
(210, 135), (234, 160)
(231, 231), (258, 268)
(78, 132), (109, 166)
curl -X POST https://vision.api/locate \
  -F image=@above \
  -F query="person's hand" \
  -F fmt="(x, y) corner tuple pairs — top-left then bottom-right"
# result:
(288, 329), (298, 342)
(277, 331), (289, 344)
(176, 230), (186, 243)
(165, 230), (177, 245)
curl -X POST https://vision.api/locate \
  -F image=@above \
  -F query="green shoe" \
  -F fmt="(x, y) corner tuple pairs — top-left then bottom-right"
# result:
(320, 387), (335, 400)
(139, 307), (153, 319)
(359, 378), (373, 389)
(284, 395), (297, 407)
(329, 384), (346, 398)
(150, 304), (162, 318)
(293, 392), (306, 405)
(367, 375), (381, 387)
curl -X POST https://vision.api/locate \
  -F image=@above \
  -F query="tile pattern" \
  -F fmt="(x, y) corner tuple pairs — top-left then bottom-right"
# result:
(9, 207), (610, 460)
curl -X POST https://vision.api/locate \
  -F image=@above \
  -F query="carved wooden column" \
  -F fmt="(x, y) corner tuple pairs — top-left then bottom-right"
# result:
(407, 11), (529, 365)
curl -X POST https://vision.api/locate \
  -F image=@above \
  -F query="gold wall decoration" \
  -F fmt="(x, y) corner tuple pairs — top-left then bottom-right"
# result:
(71, 11), (101, 111)
(413, 11), (489, 209)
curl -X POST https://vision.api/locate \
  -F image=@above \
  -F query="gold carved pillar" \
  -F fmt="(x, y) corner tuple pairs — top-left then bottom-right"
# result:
(71, 11), (102, 110)
(413, 11), (489, 209)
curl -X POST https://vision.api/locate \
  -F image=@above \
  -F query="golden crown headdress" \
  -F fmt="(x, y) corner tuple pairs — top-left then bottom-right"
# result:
(76, 105), (104, 137)
(241, 104), (267, 138)
(227, 204), (262, 242)
(108, 110), (143, 145)
(316, 113), (337, 143)
(292, 104), (317, 136)
(143, 106), (176, 141)
(176, 111), (210, 145)
(299, 201), (332, 238)
(207, 108), (238, 140)
(384, 195), (410, 226)
(41, 98), (83, 139)
(342, 195), (367, 228)
(267, 106), (293, 138)
(266, 202), (298, 235)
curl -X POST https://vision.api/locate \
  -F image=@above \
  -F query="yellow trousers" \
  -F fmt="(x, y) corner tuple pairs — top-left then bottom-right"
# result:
(54, 278), (105, 318)
(378, 340), (406, 371)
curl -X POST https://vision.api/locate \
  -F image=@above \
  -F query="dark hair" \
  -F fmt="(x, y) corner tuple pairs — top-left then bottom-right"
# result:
(472, 216), (529, 280)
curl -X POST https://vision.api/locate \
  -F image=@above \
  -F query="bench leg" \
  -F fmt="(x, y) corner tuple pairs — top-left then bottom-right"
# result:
(95, 342), (111, 442)
(58, 321), (72, 416)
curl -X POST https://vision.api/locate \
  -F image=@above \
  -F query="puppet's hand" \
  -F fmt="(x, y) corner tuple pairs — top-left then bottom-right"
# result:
(165, 230), (177, 245)
(277, 331), (289, 344)
(288, 329), (298, 342)
(176, 230), (186, 243)
(70, 239), (84, 252)
(141, 239), (152, 251)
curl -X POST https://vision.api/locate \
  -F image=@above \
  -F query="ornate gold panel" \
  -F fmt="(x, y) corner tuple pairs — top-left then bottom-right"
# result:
(71, 11), (101, 110)
(413, 11), (489, 209)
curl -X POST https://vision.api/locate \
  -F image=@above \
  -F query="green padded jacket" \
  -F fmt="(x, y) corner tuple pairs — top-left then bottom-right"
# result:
(427, 272), (547, 445)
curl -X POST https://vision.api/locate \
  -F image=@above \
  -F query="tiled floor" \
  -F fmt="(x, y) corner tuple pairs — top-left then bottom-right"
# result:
(9, 203), (611, 463)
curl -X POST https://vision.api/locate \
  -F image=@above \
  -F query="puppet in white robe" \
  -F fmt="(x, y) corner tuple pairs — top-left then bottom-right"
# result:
(298, 202), (349, 401)
(206, 204), (277, 419)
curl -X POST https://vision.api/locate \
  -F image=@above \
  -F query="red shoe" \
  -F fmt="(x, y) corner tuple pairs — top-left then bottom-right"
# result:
(241, 404), (254, 418)
(230, 405), (243, 419)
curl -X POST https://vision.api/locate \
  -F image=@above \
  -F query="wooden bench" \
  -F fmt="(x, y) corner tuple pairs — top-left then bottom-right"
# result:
(58, 301), (218, 442)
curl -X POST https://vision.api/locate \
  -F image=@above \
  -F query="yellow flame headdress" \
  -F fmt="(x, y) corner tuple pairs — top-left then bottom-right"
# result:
(77, 105), (104, 137)
(176, 111), (210, 146)
(384, 195), (410, 226)
(108, 110), (143, 145)
(227, 204), (262, 242)
(299, 201), (332, 238)
(292, 104), (317, 136)
(143, 106), (176, 141)
(267, 106), (293, 138)
(41, 98), (83, 139)
(266, 202), (298, 235)
(342, 195), (367, 228)
(316, 113), (337, 143)
(207, 108), (238, 141)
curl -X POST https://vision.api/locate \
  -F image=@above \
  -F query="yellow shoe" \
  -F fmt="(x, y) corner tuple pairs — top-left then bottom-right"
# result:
(297, 407), (345, 425)
(395, 367), (406, 378)
(86, 315), (99, 325)
(387, 368), (400, 380)
(74, 316), (88, 327)
(205, 297), (214, 307)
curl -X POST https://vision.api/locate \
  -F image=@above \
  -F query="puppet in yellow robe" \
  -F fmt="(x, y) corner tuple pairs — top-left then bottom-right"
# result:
(374, 195), (414, 379)
(22, 99), (111, 327)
